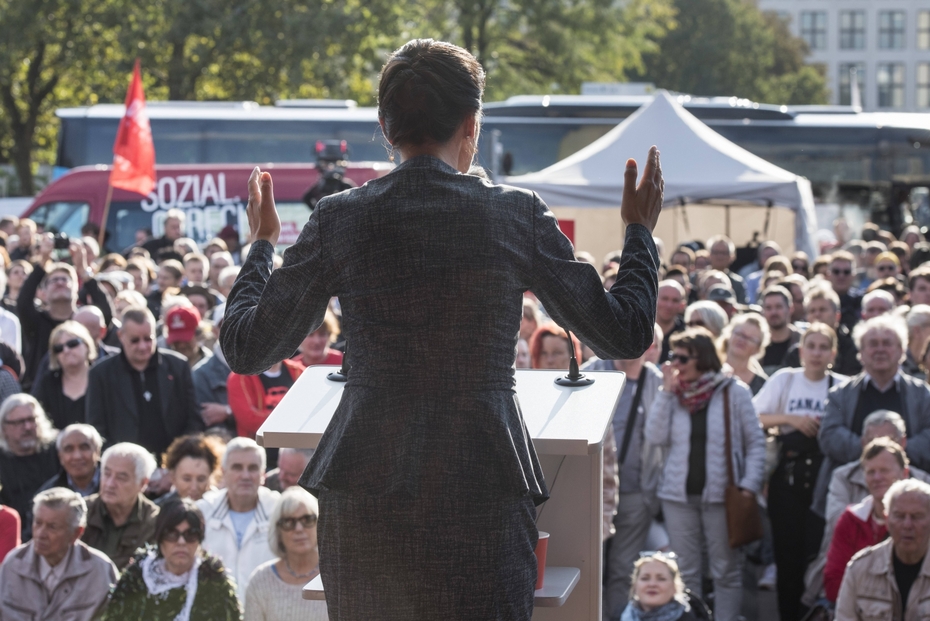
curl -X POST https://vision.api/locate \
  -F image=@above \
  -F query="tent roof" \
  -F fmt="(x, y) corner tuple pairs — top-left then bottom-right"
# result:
(505, 90), (818, 256)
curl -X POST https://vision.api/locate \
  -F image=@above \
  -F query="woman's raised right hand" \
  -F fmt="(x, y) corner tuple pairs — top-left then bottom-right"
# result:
(247, 167), (281, 247)
(621, 146), (663, 232)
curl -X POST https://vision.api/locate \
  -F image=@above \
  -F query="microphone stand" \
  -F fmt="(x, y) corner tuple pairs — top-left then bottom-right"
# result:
(554, 330), (594, 387)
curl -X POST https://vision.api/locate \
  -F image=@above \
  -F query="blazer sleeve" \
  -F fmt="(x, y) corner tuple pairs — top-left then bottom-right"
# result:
(221, 207), (333, 376)
(86, 365), (110, 444)
(528, 197), (659, 361)
(818, 383), (862, 465)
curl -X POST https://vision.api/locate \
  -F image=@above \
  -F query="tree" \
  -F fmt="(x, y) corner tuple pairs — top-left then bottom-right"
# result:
(640, 0), (828, 105)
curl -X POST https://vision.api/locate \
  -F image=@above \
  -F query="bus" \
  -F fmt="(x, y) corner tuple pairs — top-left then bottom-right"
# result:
(24, 162), (391, 253)
(54, 95), (930, 230)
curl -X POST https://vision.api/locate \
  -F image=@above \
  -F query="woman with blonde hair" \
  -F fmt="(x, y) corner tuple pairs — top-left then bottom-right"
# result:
(245, 487), (328, 620)
(621, 552), (705, 621)
(32, 319), (96, 429)
(718, 313), (770, 395)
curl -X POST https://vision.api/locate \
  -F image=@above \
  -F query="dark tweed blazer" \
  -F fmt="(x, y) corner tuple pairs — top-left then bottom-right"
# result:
(222, 155), (659, 504)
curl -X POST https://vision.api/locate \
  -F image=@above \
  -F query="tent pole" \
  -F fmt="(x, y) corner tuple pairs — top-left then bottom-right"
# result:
(725, 205), (731, 238)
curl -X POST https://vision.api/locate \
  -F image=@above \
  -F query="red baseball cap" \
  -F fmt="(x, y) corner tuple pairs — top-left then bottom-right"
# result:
(165, 306), (201, 344)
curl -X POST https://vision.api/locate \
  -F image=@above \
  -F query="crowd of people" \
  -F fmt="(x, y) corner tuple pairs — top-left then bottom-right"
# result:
(520, 226), (930, 621)
(0, 205), (929, 621)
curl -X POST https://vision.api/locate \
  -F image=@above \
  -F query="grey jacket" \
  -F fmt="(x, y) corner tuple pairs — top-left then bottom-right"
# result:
(222, 155), (659, 503)
(0, 540), (118, 621)
(813, 372), (930, 516)
(644, 377), (766, 504)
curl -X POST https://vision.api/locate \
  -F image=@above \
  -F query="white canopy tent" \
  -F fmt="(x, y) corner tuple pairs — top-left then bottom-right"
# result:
(505, 90), (819, 261)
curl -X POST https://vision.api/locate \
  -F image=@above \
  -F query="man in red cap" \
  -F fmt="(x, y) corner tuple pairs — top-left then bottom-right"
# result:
(165, 306), (211, 369)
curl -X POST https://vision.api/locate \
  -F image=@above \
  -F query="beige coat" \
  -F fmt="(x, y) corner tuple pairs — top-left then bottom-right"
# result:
(835, 538), (930, 621)
(0, 539), (118, 621)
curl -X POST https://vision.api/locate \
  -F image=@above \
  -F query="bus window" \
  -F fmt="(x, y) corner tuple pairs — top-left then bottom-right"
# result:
(28, 201), (90, 238)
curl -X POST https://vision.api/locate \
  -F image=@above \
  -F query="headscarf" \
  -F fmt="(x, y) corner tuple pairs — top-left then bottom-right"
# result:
(140, 549), (202, 621)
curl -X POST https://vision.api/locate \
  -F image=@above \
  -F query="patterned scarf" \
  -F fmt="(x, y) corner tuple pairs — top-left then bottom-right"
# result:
(140, 550), (202, 621)
(620, 599), (687, 621)
(673, 369), (729, 414)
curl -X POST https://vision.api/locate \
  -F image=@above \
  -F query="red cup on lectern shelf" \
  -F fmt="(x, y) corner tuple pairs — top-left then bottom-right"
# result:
(535, 531), (550, 590)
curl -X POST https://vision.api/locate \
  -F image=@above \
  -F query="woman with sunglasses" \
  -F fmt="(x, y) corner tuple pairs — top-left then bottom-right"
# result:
(645, 327), (766, 621)
(32, 320), (95, 429)
(718, 313), (770, 396)
(104, 498), (241, 620)
(245, 487), (328, 621)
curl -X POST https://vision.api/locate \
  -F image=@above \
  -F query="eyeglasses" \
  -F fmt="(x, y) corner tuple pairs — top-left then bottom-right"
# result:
(667, 353), (692, 365)
(162, 527), (203, 543)
(792, 262), (808, 271)
(52, 338), (83, 354)
(2, 415), (36, 428)
(831, 268), (852, 276)
(129, 335), (155, 345)
(876, 264), (896, 273)
(732, 330), (762, 346)
(277, 514), (317, 531)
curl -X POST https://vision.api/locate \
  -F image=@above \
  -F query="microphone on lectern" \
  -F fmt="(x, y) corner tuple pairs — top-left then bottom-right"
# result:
(327, 345), (350, 382)
(555, 329), (594, 387)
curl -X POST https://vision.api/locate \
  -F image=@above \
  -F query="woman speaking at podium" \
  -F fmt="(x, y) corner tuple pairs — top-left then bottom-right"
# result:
(223, 39), (663, 621)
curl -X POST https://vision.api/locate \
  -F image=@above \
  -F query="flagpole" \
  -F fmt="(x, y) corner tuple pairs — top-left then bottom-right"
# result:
(98, 183), (114, 250)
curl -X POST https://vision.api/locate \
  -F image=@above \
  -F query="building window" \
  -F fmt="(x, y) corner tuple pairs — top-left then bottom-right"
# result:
(800, 11), (827, 50)
(919, 11), (930, 50)
(839, 11), (866, 50)
(839, 63), (866, 106)
(877, 63), (905, 108)
(918, 63), (930, 108)
(878, 11), (905, 49)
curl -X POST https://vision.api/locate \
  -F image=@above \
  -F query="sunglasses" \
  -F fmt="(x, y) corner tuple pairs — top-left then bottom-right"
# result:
(162, 527), (203, 543)
(876, 265), (896, 272)
(129, 335), (155, 345)
(277, 514), (318, 531)
(639, 550), (679, 560)
(831, 268), (852, 276)
(667, 353), (692, 365)
(52, 338), (83, 354)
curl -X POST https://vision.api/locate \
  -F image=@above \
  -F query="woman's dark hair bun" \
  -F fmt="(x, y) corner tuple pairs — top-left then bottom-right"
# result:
(378, 39), (485, 149)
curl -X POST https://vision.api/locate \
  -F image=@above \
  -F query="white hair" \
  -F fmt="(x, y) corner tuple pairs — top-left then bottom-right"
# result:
(658, 279), (686, 298)
(279, 447), (315, 461)
(853, 314), (909, 353)
(222, 437), (266, 472)
(0, 393), (57, 452)
(165, 208), (186, 224)
(56, 423), (103, 454)
(906, 304), (930, 330)
(884, 478), (930, 515)
(33, 487), (88, 531)
(861, 289), (895, 311)
(684, 301), (729, 337)
(218, 265), (241, 288)
(863, 410), (907, 440)
(101, 442), (157, 484)
(267, 486), (319, 557)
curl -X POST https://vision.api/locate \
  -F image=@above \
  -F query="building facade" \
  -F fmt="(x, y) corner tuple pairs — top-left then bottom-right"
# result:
(758, 0), (930, 111)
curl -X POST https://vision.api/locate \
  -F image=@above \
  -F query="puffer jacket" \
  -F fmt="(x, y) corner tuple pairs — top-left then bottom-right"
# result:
(644, 376), (766, 503)
(835, 538), (930, 621)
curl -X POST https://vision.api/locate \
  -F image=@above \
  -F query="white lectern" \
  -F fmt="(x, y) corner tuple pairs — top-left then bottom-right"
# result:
(257, 366), (625, 621)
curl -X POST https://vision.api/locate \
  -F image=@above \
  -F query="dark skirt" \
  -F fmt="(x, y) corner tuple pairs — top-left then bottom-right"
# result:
(318, 488), (538, 620)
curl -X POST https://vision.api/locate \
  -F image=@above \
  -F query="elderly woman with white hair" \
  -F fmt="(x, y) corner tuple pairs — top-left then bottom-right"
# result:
(0, 392), (60, 541)
(718, 313), (770, 395)
(244, 487), (328, 620)
(684, 301), (728, 338)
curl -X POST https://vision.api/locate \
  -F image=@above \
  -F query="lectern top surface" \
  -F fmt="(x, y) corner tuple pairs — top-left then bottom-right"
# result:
(257, 367), (625, 455)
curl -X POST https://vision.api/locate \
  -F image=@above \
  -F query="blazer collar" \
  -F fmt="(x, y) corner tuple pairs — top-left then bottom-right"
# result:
(393, 154), (461, 175)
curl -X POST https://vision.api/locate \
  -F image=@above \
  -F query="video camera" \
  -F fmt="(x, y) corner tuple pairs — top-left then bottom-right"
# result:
(303, 140), (357, 210)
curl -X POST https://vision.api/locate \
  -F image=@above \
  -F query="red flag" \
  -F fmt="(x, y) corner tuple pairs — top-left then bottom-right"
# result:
(109, 59), (156, 196)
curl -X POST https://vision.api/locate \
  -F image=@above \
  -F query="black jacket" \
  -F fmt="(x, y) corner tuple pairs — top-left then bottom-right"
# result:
(86, 348), (203, 453)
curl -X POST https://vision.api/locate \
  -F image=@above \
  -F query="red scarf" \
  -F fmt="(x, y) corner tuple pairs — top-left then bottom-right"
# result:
(673, 370), (729, 414)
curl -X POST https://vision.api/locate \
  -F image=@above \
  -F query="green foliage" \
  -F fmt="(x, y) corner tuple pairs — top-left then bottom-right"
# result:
(640, 0), (828, 105)
(0, 0), (827, 195)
